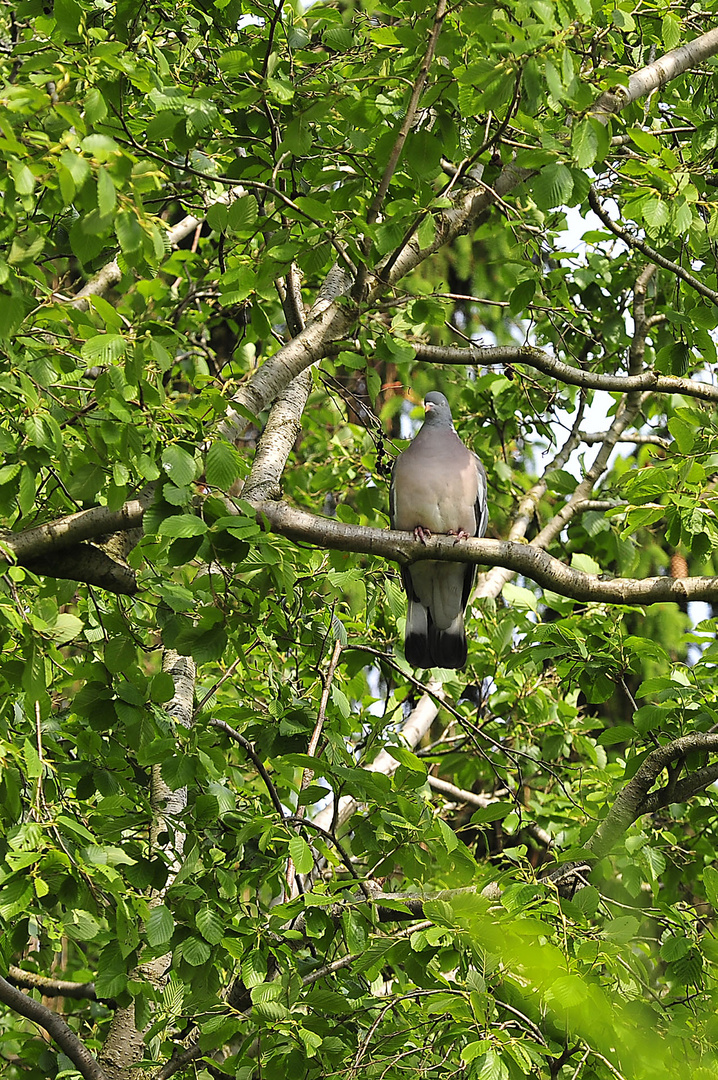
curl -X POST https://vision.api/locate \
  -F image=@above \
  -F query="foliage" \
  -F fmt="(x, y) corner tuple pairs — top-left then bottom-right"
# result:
(1, 0), (718, 1078)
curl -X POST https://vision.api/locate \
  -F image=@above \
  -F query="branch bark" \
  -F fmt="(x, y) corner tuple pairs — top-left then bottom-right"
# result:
(591, 27), (718, 118)
(7, 966), (108, 1003)
(412, 342), (718, 404)
(253, 500), (718, 604)
(587, 733), (718, 860)
(0, 975), (109, 1080)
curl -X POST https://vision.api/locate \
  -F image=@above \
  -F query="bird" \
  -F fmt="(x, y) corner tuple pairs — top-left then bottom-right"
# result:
(389, 392), (488, 670)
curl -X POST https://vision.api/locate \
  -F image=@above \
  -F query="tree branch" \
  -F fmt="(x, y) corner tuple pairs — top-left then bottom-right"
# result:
(0, 975), (109, 1080)
(591, 26), (718, 118)
(588, 187), (718, 305)
(587, 734), (718, 859)
(365, 0), (447, 228)
(241, 370), (313, 503)
(254, 499), (718, 604)
(7, 967), (111, 1004)
(412, 342), (718, 404)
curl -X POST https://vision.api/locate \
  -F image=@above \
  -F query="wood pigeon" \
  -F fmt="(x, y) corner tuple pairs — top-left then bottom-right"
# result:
(389, 392), (487, 670)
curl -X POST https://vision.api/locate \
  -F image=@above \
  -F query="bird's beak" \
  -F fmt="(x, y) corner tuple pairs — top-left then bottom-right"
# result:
(424, 401), (434, 412)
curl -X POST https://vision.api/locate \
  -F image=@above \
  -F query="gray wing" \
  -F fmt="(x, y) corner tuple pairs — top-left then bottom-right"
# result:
(473, 453), (488, 539)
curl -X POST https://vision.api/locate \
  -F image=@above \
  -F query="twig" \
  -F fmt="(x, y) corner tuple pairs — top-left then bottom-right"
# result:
(588, 187), (718, 305)
(209, 718), (286, 818)
(286, 639), (343, 895)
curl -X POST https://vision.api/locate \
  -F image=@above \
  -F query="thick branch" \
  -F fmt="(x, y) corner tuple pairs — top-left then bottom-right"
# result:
(587, 734), (718, 859)
(1, 498), (149, 562)
(241, 370), (313, 502)
(0, 975), (108, 1080)
(7, 967), (108, 1003)
(592, 27), (718, 118)
(412, 343), (718, 404)
(254, 500), (718, 604)
(22, 545), (138, 595)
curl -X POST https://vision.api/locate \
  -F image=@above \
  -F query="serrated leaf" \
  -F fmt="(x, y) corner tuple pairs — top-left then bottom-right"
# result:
(668, 416), (695, 453)
(289, 834), (314, 874)
(423, 899), (455, 927)
(0, 463), (20, 485)
(97, 166), (116, 217)
(704, 865), (718, 908)
(385, 744), (426, 773)
(162, 444), (197, 487)
(228, 194), (259, 232)
(206, 440), (241, 490)
(242, 949), (267, 987)
(181, 935), (211, 966)
(502, 582), (538, 612)
(642, 197), (669, 231)
(660, 934), (691, 961)
(196, 907), (224, 945)
(81, 333), (127, 363)
(532, 162), (573, 210)
(570, 552), (601, 575)
(157, 514), (207, 537)
(146, 904), (174, 947)
(571, 118), (598, 167)
(116, 209), (143, 253)
(437, 817), (459, 853)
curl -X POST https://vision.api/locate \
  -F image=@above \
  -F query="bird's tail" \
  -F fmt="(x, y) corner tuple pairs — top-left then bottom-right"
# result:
(429, 613), (467, 670)
(404, 596), (433, 669)
(404, 601), (467, 670)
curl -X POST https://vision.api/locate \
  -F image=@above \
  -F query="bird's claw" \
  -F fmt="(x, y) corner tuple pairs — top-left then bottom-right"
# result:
(449, 529), (471, 544)
(413, 526), (431, 544)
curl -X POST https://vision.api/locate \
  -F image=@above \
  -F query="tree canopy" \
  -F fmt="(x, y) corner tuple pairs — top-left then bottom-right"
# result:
(2, 0), (718, 1078)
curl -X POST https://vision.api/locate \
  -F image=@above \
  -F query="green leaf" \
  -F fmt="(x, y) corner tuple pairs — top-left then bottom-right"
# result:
(531, 163), (573, 210)
(157, 514), (208, 537)
(385, 744), (426, 773)
(228, 194), (258, 232)
(289, 834), (314, 874)
(704, 865), (718, 908)
(242, 949), (267, 987)
(97, 167), (116, 217)
(206, 440), (241, 489)
(571, 118), (598, 167)
(180, 936), (212, 966)
(196, 906), (224, 944)
(162, 444), (198, 487)
(502, 582), (538, 612)
(116, 210), (143, 253)
(668, 416), (695, 453)
(81, 334), (127, 363)
(146, 904), (175, 947)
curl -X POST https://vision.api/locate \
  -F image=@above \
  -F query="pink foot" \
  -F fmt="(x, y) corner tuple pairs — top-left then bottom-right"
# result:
(413, 526), (432, 544)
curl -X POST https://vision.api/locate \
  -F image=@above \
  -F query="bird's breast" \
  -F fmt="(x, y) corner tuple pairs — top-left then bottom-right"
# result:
(392, 438), (478, 535)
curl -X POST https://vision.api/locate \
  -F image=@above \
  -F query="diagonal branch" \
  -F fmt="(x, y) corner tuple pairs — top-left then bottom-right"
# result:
(365, 0), (447, 228)
(588, 187), (718, 305)
(591, 27), (718, 118)
(0, 975), (108, 1080)
(587, 733), (718, 859)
